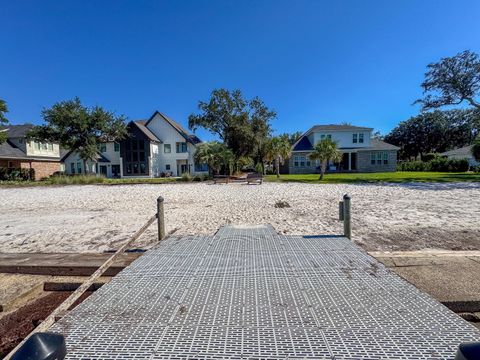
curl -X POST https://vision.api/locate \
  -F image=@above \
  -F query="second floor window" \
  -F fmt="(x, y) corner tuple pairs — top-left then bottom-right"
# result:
(352, 134), (358, 143)
(48, 143), (53, 151)
(114, 142), (120, 152)
(176, 142), (187, 153)
(164, 144), (171, 153)
(99, 144), (107, 153)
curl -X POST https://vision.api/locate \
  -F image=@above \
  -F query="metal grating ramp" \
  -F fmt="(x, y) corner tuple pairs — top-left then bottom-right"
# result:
(51, 225), (480, 359)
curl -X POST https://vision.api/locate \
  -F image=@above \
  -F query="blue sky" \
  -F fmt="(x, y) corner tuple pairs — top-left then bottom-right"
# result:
(1, 0), (479, 141)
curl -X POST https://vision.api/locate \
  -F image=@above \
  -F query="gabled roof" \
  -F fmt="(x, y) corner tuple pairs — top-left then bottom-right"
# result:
(310, 124), (373, 132)
(440, 145), (474, 157)
(0, 140), (28, 159)
(0, 124), (34, 138)
(292, 135), (313, 151)
(132, 120), (161, 143)
(61, 149), (111, 163)
(145, 111), (202, 145)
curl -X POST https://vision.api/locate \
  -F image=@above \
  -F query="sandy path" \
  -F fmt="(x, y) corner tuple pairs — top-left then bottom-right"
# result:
(0, 182), (479, 253)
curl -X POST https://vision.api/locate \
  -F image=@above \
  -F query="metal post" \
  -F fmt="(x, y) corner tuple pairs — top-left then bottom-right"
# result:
(343, 194), (351, 239)
(157, 196), (165, 241)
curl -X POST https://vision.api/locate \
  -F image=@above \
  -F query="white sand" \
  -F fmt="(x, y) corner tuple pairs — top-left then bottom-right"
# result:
(0, 182), (479, 253)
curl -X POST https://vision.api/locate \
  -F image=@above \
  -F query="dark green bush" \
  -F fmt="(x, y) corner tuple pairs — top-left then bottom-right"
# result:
(422, 153), (439, 162)
(397, 158), (469, 172)
(0, 167), (35, 181)
(192, 175), (202, 182)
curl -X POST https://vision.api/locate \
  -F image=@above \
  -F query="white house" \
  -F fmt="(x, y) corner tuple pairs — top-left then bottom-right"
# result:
(62, 111), (208, 178)
(289, 124), (399, 173)
(440, 145), (478, 168)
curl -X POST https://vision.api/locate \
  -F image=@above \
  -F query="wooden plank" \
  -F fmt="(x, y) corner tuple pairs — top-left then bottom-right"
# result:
(44, 282), (105, 292)
(3, 214), (158, 360)
(0, 252), (142, 276)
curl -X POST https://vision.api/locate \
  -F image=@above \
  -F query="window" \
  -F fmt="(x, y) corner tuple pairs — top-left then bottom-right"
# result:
(42, 143), (48, 150)
(48, 143), (53, 151)
(306, 160), (311, 167)
(327, 134), (332, 139)
(8, 161), (14, 168)
(376, 152), (382, 165)
(176, 142), (187, 153)
(383, 152), (389, 164)
(70, 163), (75, 174)
(194, 163), (208, 172)
(294, 156), (299, 167)
(370, 153), (376, 165)
(77, 162), (82, 174)
(300, 156), (305, 167)
(353, 134), (358, 143)
(114, 142), (120, 152)
(164, 144), (171, 153)
(320, 134), (325, 139)
(124, 139), (148, 175)
(99, 143), (107, 153)
(166, 164), (171, 170)
(36, 142), (41, 150)
(359, 133), (364, 143)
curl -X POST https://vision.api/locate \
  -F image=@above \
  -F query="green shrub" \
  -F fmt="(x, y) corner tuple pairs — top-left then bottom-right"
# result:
(422, 153), (440, 162)
(201, 174), (212, 181)
(0, 167), (35, 181)
(178, 172), (193, 182)
(255, 163), (264, 174)
(48, 174), (105, 185)
(398, 158), (469, 172)
(192, 175), (202, 182)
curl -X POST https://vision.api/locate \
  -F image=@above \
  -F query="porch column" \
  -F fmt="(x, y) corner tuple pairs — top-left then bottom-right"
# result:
(348, 153), (352, 171)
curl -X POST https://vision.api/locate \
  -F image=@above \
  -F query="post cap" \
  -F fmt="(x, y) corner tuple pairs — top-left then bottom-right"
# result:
(157, 196), (164, 203)
(343, 194), (351, 200)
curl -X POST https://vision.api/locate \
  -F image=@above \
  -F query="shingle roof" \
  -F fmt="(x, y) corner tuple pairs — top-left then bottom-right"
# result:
(310, 124), (373, 132)
(440, 145), (474, 157)
(0, 140), (27, 159)
(358, 138), (400, 151)
(0, 124), (34, 138)
(132, 120), (161, 143)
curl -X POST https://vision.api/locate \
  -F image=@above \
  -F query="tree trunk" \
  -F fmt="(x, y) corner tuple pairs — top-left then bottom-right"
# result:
(319, 162), (326, 180)
(275, 157), (280, 178)
(82, 159), (88, 175)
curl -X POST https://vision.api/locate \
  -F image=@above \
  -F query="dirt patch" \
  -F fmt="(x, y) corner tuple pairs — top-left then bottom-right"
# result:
(0, 291), (92, 358)
(357, 228), (480, 252)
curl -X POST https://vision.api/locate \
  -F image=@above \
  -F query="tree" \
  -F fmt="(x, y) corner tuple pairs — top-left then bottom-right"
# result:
(0, 99), (9, 144)
(189, 89), (275, 163)
(472, 137), (480, 161)
(415, 50), (480, 111)
(194, 141), (235, 175)
(29, 97), (127, 174)
(280, 131), (303, 145)
(384, 109), (479, 160)
(308, 138), (342, 180)
(264, 136), (292, 178)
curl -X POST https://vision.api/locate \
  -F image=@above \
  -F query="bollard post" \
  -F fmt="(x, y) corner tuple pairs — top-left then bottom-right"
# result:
(157, 196), (165, 241)
(343, 194), (351, 239)
(339, 201), (344, 221)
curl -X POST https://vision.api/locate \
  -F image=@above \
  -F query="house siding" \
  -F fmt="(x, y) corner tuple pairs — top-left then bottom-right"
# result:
(288, 152), (318, 174)
(357, 150), (397, 172)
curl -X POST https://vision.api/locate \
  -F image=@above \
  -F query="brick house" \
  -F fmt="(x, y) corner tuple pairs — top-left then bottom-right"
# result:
(289, 125), (399, 174)
(0, 125), (62, 180)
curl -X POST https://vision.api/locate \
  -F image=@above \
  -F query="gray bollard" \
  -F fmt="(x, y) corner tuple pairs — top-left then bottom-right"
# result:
(157, 196), (165, 241)
(343, 194), (351, 239)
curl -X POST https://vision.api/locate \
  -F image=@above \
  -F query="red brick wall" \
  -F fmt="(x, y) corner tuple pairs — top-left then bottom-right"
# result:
(19, 161), (60, 180)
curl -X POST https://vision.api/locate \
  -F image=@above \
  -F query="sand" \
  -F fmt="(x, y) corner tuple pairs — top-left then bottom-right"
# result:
(0, 182), (479, 253)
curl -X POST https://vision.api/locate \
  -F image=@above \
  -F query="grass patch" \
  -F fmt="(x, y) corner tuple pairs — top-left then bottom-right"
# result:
(265, 172), (480, 184)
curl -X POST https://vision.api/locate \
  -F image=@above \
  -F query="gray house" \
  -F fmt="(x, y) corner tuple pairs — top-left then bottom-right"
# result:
(440, 145), (478, 168)
(289, 125), (399, 174)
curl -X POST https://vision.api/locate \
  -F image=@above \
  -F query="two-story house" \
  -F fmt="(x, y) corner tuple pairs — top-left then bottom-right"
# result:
(289, 124), (399, 174)
(62, 111), (208, 178)
(0, 124), (62, 180)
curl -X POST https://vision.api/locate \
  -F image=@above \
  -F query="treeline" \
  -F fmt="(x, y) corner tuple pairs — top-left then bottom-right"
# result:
(384, 109), (479, 160)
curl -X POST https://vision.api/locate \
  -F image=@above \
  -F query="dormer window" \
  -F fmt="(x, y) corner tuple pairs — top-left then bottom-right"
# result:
(320, 134), (332, 140)
(359, 133), (364, 143)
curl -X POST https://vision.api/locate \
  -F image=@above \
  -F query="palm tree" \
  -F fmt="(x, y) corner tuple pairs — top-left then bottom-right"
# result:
(309, 138), (342, 180)
(0, 99), (9, 145)
(194, 141), (235, 175)
(264, 136), (292, 178)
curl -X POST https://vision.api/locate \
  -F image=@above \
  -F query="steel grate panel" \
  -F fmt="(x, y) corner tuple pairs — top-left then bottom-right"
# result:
(51, 225), (480, 359)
